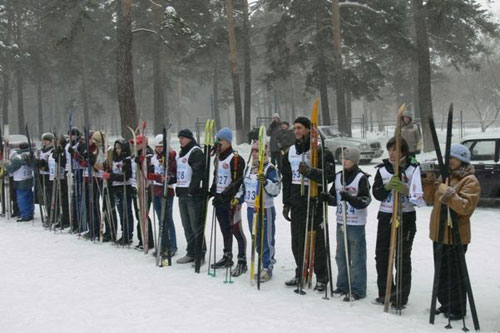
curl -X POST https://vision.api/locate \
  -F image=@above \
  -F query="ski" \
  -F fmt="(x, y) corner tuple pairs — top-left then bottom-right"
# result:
(384, 104), (406, 313)
(195, 119), (214, 273)
(0, 124), (5, 217)
(67, 112), (74, 232)
(4, 124), (10, 219)
(296, 98), (320, 295)
(25, 124), (46, 226)
(319, 133), (334, 299)
(159, 124), (173, 267)
(249, 125), (265, 288)
(428, 104), (480, 331)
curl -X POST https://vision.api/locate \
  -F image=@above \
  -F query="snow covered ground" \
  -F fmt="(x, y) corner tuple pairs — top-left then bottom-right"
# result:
(1, 145), (500, 333)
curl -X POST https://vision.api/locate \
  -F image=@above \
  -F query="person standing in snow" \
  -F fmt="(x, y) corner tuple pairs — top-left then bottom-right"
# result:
(267, 113), (282, 167)
(372, 137), (424, 308)
(320, 147), (371, 300)
(422, 143), (480, 320)
(234, 141), (280, 281)
(148, 134), (177, 258)
(397, 110), (422, 157)
(6, 143), (34, 222)
(103, 139), (134, 245)
(36, 133), (54, 224)
(209, 128), (247, 273)
(281, 116), (336, 292)
(175, 129), (206, 265)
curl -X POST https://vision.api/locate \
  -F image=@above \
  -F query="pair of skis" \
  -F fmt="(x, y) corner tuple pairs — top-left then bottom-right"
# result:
(196, 119), (214, 273)
(384, 104), (406, 313)
(428, 104), (479, 331)
(25, 124), (47, 226)
(296, 98), (320, 295)
(249, 125), (266, 289)
(158, 124), (173, 267)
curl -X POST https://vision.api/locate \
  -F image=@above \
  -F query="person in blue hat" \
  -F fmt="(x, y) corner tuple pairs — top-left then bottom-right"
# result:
(209, 128), (247, 275)
(423, 143), (481, 321)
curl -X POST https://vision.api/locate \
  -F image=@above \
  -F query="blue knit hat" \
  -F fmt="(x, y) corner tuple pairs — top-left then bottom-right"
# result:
(216, 128), (233, 143)
(450, 143), (471, 164)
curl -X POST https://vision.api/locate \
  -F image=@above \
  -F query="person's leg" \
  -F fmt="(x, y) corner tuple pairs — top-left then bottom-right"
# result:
(375, 213), (392, 299)
(348, 225), (367, 298)
(335, 223), (348, 293)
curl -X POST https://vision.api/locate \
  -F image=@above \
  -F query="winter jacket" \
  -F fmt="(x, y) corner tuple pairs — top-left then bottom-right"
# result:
(399, 121), (422, 154)
(325, 165), (371, 210)
(108, 140), (132, 183)
(277, 129), (296, 153)
(266, 120), (282, 153)
(422, 164), (480, 245)
(281, 136), (336, 206)
(175, 140), (205, 197)
(209, 147), (245, 203)
(6, 149), (33, 190)
(150, 150), (177, 197)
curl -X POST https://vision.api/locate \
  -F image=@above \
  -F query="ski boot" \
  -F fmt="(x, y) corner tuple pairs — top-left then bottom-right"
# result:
(258, 268), (272, 282)
(211, 252), (233, 269)
(285, 277), (298, 287)
(314, 281), (327, 293)
(231, 258), (248, 277)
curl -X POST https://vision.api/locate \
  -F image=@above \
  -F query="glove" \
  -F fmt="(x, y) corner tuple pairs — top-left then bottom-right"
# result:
(230, 197), (239, 208)
(212, 195), (224, 207)
(319, 192), (331, 203)
(67, 146), (74, 154)
(339, 190), (352, 202)
(440, 186), (456, 204)
(283, 204), (291, 222)
(298, 162), (310, 176)
(102, 172), (111, 180)
(147, 173), (156, 181)
(257, 173), (266, 184)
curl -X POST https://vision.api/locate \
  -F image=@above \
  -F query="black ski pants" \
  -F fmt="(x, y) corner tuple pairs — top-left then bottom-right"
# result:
(290, 196), (328, 284)
(375, 211), (416, 304)
(436, 243), (468, 316)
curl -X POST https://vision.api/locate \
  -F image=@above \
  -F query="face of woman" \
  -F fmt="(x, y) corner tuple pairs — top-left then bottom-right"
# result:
(449, 157), (462, 171)
(294, 123), (309, 140)
(115, 145), (122, 156)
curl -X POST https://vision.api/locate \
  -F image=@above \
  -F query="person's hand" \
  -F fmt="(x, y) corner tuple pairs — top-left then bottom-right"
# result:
(298, 162), (310, 176)
(440, 186), (456, 204)
(230, 197), (239, 208)
(257, 173), (266, 184)
(339, 190), (352, 202)
(319, 192), (330, 203)
(102, 172), (111, 180)
(212, 195), (224, 207)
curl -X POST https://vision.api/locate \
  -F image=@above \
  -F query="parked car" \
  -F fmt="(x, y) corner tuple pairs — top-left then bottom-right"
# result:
(318, 126), (383, 164)
(460, 133), (500, 207)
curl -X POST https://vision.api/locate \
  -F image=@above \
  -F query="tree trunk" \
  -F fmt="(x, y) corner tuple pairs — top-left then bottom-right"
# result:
(332, 0), (347, 134)
(81, 60), (90, 128)
(412, 0), (433, 152)
(116, 0), (138, 139)
(290, 78), (296, 121)
(213, 61), (222, 131)
(266, 81), (273, 118)
(345, 52), (352, 136)
(152, 45), (164, 134)
(225, 0), (244, 143)
(2, 0), (13, 126)
(242, 0), (252, 135)
(153, 4), (165, 133)
(15, 4), (23, 132)
(37, 71), (43, 136)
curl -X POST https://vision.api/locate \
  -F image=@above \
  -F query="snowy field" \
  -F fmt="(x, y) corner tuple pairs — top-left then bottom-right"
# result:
(1, 144), (500, 333)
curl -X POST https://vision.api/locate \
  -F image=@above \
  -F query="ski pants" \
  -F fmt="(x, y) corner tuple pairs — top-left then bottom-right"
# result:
(335, 224), (367, 297)
(153, 195), (177, 253)
(436, 243), (469, 317)
(375, 211), (416, 303)
(215, 202), (247, 259)
(16, 187), (34, 219)
(111, 185), (134, 240)
(85, 178), (101, 239)
(132, 188), (153, 246)
(247, 206), (276, 270)
(178, 195), (205, 258)
(10, 177), (19, 217)
(290, 197), (328, 283)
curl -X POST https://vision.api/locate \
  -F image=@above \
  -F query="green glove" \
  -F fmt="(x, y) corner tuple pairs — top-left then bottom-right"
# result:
(388, 175), (409, 195)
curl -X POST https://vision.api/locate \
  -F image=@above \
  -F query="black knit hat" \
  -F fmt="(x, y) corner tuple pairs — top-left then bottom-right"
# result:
(178, 129), (194, 141)
(294, 116), (311, 129)
(70, 127), (81, 137)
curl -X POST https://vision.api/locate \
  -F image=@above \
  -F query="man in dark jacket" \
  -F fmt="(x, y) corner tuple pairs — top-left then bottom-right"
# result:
(281, 116), (336, 292)
(267, 113), (282, 166)
(175, 129), (206, 265)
